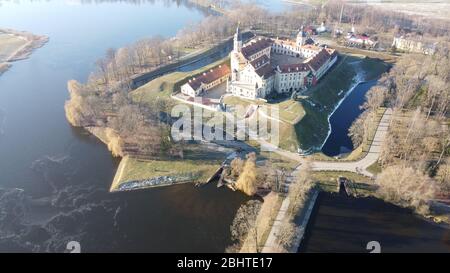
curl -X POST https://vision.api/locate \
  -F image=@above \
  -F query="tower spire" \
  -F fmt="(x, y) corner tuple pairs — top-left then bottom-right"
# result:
(296, 25), (306, 46)
(234, 22), (242, 53)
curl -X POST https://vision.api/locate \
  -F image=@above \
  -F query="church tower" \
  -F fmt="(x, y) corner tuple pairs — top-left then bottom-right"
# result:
(233, 24), (242, 53)
(296, 25), (307, 46)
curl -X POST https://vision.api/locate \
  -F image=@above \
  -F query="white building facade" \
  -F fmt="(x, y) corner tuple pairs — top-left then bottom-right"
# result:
(392, 36), (437, 55)
(227, 26), (338, 100)
(181, 64), (230, 97)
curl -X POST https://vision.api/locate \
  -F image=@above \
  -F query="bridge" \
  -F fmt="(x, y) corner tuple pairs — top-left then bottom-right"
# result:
(261, 108), (393, 253)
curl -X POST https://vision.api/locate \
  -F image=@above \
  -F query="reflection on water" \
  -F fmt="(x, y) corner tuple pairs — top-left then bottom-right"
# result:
(0, 0), (248, 252)
(244, 0), (306, 13)
(299, 192), (450, 253)
(321, 80), (378, 157)
(0, 108), (5, 137)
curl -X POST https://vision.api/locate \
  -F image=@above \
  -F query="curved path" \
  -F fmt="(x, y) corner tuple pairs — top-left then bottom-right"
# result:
(262, 108), (393, 177)
(261, 108), (393, 253)
(311, 108), (392, 177)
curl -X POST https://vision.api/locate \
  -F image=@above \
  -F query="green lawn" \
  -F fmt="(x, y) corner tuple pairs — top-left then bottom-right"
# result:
(259, 150), (299, 171)
(276, 99), (305, 124)
(312, 171), (376, 196)
(224, 96), (305, 124)
(111, 156), (221, 191)
(131, 53), (389, 156)
(366, 162), (382, 175)
(295, 54), (389, 150)
(223, 95), (264, 108)
(223, 95), (305, 151)
(223, 55), (389, 152)
(360, 57), (391, 81)
(131, 57), (230, 107)
(309, 107), (387, 162)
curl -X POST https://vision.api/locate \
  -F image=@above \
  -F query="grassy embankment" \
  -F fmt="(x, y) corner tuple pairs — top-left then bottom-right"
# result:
(131, 57), (230, 106)
(295, 54), (389, 151)
(224, 54), (389, 152)
(310, 107), (387, 162)
(312, 170), (376, 196)
(100, 124), (230, 191)
(110, 155), (223, 191)
(0, 29), (48, 75)
(0, 33), (28, 74)
(115, 53), (306, 190)
(0, 33), (27, 59)
(239, 192), (283, 253)
(223, 94), (305, 152)
(109, 57), (232, 191)
(113, 54), (389, 190)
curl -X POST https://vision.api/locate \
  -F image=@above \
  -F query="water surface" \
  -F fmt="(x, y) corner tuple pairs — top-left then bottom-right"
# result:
(299, 192), (450, 253)
(0, 0), (248, 252)
(321, 80), (378, 157)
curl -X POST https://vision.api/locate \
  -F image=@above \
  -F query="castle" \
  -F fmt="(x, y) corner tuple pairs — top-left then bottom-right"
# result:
(227, 26), (338, 100)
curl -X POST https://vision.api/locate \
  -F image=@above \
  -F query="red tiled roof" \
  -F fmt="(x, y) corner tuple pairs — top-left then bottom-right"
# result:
(187, 64), (230, 90)
(327, 48), (338, 59)
(249, 54), (275, 78)
(255, 63), (275, 78)
(241, 38), (273, 59)
(301, 44), (322, 52)
(307, 48), (331, 72)
(279, 62), (310, 74)
(356, 34), (370, 40)
(250, 55), (270, 69)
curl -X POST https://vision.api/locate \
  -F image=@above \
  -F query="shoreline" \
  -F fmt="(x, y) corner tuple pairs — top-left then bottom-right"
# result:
(0, 28), (49, 76)
(186, 0), (226, 15)
(292, 189), (319, 252)
(317, 69), (366, 152)
(109, 156), (202, 192)
(84, 127), (203, 193)
(318, 77), (367, 152)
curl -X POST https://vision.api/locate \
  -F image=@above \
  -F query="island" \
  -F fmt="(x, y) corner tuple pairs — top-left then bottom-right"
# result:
(64, 0), (450, 254)
(0, 28), (48, 76)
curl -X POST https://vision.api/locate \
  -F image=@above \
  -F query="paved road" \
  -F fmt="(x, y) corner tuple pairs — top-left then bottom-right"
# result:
(261, 160), (317, 253)
(261, 108), (393, 253)
(312, 108), (392, 177)
(258, 109), (393, 179)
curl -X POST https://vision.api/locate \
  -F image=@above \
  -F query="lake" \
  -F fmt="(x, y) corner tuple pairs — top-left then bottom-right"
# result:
(0, 0), (248, 252)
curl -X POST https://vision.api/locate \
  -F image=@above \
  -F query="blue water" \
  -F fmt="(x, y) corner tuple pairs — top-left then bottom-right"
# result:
(299, 192), (450, 253)
(321, 80), (378, 157)
(0, 0), (250, 253)
(252, 0), (291, 12)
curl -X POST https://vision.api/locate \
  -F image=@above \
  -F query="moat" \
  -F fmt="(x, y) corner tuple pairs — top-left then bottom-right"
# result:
(299, 192), (450, 253)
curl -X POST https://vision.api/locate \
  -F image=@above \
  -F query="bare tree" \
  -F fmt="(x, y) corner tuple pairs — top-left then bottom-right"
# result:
(277, 219), (301, 253)
(375, 165), (438, 215)
(288, 160), (314, 214)
(437, 160), (450, 192)
(235, 152), (258, 196)
(230, 157), (244, 178)
(230, 200), (262, 253)
(348, 111), (369, 148)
